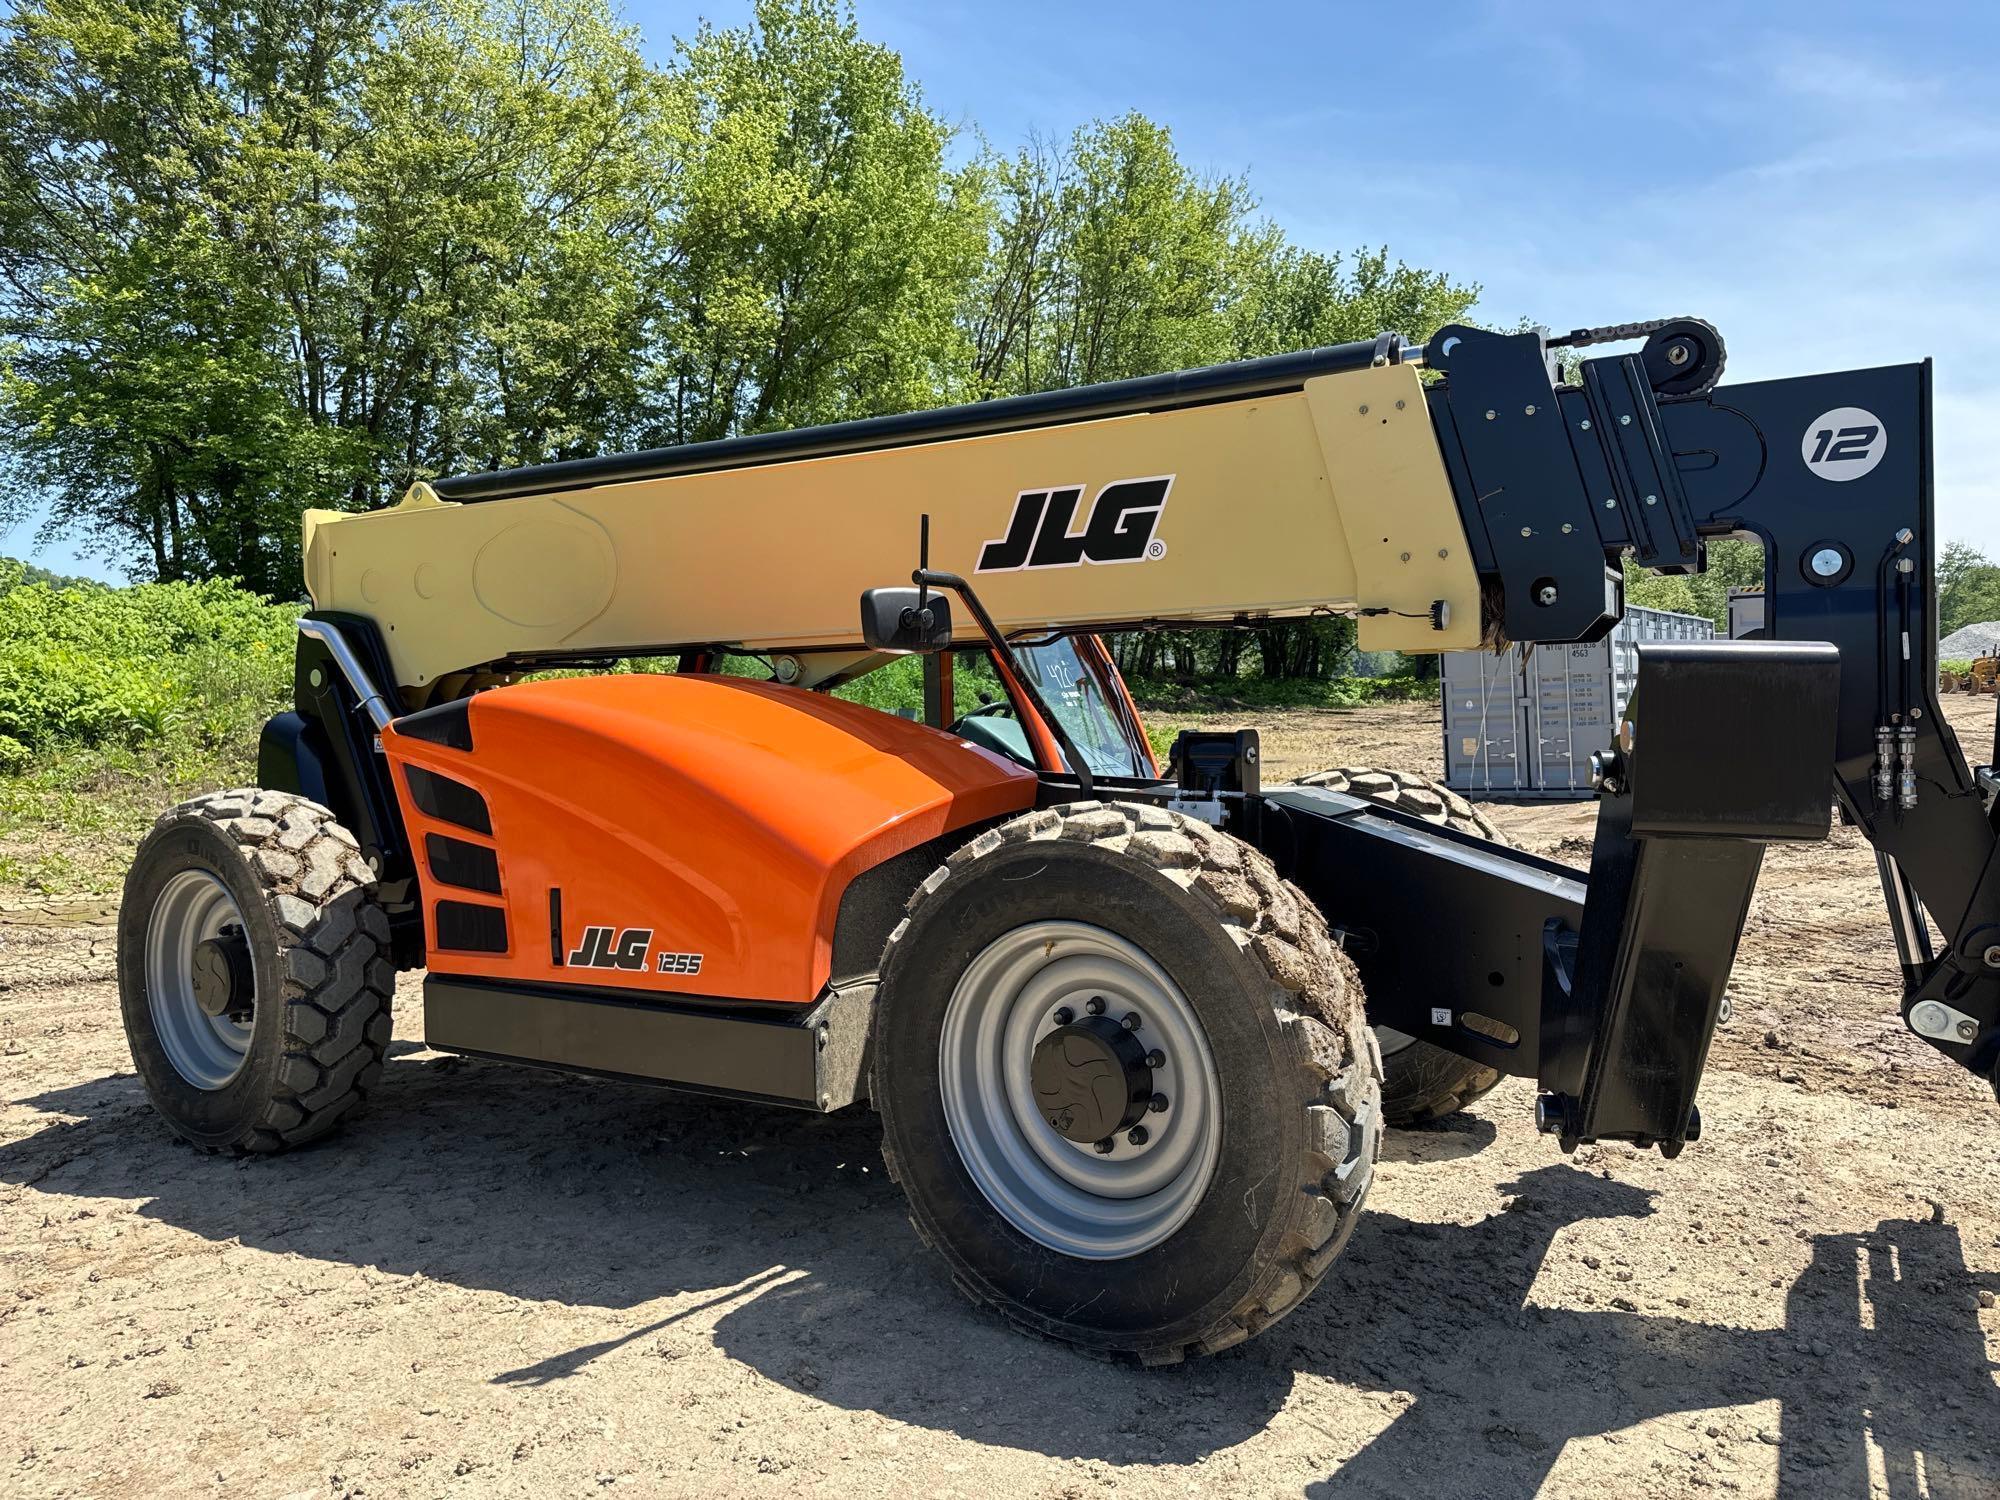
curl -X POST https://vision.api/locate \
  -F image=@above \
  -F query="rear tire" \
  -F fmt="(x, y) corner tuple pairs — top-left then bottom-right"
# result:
(117, 789), (396, 1153)
(1291, 766), (1506, 1126)
(873, 801), (1381, 1363)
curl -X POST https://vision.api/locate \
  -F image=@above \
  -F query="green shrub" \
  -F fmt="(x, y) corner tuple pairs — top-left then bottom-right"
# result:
(0, 565), (297, 753)
(832, 651), (1003, 720)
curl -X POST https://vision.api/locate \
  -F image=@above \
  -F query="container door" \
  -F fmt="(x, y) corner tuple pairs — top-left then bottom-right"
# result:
(1529, 640), (1618, 792)
(1442, 647), (1528, 792)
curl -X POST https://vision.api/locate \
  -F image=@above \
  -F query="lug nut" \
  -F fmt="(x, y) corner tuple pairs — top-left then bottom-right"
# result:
(1145, 1050), (1165, 1069)
(1149, 1093), (1169, 1113)
(1086, 997), (1106, 1016)
(1127, 1126), (1150, 1147)
(1092, 1137), (1114, 1155)
(1053, 1007), (1074, 1026)
(1121, 1012), (1141, 1031)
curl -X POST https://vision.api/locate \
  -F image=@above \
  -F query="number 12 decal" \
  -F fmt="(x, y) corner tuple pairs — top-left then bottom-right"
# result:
(1801, 407), (1887, 481)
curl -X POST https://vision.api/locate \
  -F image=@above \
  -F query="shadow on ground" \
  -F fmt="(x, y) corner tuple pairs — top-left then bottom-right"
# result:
(6, 1054), (1996, 1495)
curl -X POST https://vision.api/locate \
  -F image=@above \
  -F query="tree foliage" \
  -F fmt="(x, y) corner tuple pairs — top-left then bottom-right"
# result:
(1938, 541), (2000, 639)
(0, 0), (1481, 618)
(1622, 537), (1767, 629)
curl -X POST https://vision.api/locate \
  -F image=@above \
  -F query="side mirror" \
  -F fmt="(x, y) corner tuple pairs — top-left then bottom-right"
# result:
(860, 588), (954, 653)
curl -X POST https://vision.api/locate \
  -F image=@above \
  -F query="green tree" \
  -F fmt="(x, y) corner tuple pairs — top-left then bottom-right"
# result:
(0, 0), (675, 584)
(645, 0), (983, 443)
(1227, 241), (1476, 678)
(968, 114), (1248, 397)
(1938, 541), (2000, 637)
(1623, 537), (1767, 630)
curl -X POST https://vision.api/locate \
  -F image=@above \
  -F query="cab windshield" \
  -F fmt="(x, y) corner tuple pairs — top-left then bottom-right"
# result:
(1009, 638), (1150, 778)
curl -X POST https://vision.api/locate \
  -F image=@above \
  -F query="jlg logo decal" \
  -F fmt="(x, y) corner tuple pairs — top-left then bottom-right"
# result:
(975, 476), (1173, 573)
(564, 925), (705, 977)
(566, 925), (651, 970)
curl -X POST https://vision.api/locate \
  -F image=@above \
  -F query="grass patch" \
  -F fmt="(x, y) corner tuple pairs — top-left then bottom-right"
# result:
(1124, 673), (1439, 713)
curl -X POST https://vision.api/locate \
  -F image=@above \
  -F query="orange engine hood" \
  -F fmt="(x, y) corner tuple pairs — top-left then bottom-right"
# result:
(381, 674), (1037, 1002)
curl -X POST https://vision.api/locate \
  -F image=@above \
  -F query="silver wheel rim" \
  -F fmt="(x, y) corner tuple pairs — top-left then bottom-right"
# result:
(939, 920), (1222, 1259)
(145, 869), (254, 1090)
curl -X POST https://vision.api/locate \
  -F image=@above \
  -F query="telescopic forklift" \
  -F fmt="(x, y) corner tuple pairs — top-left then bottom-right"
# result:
(116, 317), (1999, 1363)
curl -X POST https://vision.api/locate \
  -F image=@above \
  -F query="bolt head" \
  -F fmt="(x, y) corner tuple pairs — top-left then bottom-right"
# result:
(1520, 526), (1533, 538)
(1144, 1049), (1165, 1069)
(1092, 1137), (1114, 1155)
(1085, 996), (1106, 1016)
(1053, 1007), (1074, 1026)
(1395, 399), (1406, 410)
(1485, 409), (1497, 421)
(1983, 945), (2000, 969)
(1535, 585), (1558, 606)
(1957, 1019), (1979, 1042)
(308, 668), (325, 689)
(1580, 419), (1592, 431)
(1524, 404), (1537, 416)
(1604, 498), (1617, 509)
(1126, 1126), (1150, 1147)
(1645, 494), (1659, 506)
(1358, 404), (1370, 415)
(1149, 1093), (1169, 1113)
(1121, 1012), (1141, 1031)
(1534, 1095), (1565, 1134)
(1561, 523), (1573, 534)
(1619, 414), (1632, 426)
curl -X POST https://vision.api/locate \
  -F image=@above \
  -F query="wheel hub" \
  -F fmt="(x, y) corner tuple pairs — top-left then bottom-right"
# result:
(1030, 1015), (1153, 1143)
(938, 920), (1222, 1259)
(144, 869), (256, 1090)
(191, 926), (254, 1021)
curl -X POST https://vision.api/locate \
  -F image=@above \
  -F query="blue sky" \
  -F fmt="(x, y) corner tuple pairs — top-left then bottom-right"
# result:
(14, 0), (1995, 578)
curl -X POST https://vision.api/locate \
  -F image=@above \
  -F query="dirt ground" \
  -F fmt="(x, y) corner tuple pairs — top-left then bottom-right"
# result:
(3, 697), (1998, 1498)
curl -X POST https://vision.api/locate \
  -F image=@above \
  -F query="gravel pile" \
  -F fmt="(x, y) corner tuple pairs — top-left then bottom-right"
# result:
(1939, 620), (2000, 657)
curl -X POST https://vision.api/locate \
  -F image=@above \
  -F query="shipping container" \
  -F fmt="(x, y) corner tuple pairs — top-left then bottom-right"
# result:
(1729, 588), (1766, 639)
(1442, 606), (1718, 798)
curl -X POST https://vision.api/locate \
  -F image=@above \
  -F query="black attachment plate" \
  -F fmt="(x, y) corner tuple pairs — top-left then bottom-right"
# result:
(1626, 641), (1841, 840)
(1542, 640), (1842, 1150)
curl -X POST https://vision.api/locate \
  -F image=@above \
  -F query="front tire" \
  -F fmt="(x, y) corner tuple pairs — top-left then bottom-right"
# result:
(1291, 766), (1507, 1126)
(873, 801), (1381, 1363)
(117, 789), (396, 1153)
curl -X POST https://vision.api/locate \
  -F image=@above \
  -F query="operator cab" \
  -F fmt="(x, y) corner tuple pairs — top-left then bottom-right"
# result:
(947, 637), (1153, 779)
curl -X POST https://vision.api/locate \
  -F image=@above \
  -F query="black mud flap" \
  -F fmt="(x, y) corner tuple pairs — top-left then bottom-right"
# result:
(1536, 641), (1842, 1152)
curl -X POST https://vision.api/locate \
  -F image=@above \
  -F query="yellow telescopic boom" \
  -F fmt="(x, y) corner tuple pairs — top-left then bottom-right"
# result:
(303, 342), (1479, 696)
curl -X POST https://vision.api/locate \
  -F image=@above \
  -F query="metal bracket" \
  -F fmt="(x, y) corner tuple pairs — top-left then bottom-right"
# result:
(1909, 998), (1981, 1046)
